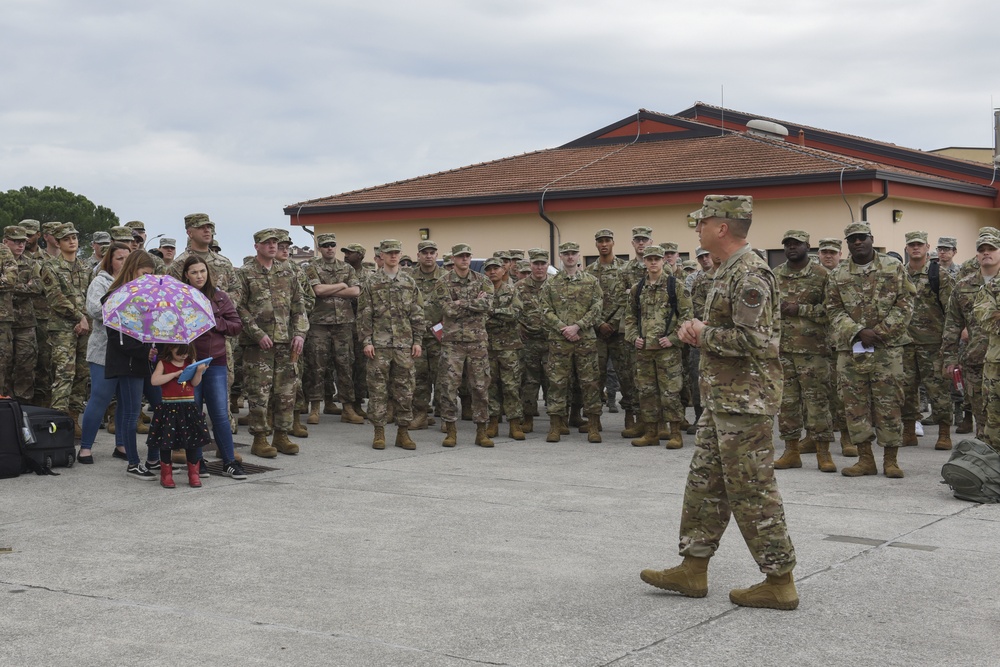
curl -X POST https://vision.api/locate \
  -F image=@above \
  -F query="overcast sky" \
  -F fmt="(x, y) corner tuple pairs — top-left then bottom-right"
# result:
(3, 0), (997, 257)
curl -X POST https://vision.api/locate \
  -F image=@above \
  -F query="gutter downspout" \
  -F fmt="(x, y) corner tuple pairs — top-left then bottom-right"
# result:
(538, 195), (556, 262)
(861, 180), (889, 222)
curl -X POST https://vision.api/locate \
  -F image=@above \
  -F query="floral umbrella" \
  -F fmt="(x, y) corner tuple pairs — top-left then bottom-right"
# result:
(102, 274), (216, 344)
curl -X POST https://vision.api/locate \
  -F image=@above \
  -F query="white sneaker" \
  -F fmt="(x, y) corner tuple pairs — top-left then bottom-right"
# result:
(914, 422), (924, 436)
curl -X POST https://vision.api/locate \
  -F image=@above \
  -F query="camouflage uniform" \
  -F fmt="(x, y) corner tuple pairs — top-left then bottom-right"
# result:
(774, 259), (833, 442)
(356, 262), (424, 427)
(0, 244), (19, 396)
(303, 253), (359, 404)
(514, 267), (549, 418)
(486, 274), (524, 421)
(287, 250), (315, 418)
(971, 238), (1000, 448)
(585, 253), (638, 414)
(29, 224), (55, 407)
(350, 257), (374, 406)
(902, 256), (954, 425)
(411, 261), (447, 416)
(943, 270), (988, 436)
(10, 244), (43, 401)
(687, 265), (715, 417)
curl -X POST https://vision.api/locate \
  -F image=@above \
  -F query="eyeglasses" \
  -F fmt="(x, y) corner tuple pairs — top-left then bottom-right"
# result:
(320, 243), (336, 249)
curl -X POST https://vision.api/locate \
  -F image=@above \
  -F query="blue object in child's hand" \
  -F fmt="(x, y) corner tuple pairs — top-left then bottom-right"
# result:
(177, 358), (213, 383)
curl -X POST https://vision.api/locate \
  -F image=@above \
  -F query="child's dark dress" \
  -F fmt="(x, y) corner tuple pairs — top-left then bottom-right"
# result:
(147, 360), (212, 451)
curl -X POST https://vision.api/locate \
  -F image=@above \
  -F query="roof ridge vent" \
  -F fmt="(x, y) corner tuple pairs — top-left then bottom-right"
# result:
(746, 119), (789, 140)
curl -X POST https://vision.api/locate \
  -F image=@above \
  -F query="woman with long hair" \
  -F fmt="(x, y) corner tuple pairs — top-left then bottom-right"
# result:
(181, 255), (246, 479)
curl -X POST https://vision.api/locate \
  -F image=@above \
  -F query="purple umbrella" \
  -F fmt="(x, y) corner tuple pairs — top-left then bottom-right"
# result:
(102, 274), (216, 344)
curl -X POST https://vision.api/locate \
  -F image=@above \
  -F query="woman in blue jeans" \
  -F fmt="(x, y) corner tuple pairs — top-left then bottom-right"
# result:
(182, 256), (246, 479)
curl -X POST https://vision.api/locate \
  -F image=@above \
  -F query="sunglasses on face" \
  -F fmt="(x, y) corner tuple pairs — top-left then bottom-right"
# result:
(320, 243), (337, 249)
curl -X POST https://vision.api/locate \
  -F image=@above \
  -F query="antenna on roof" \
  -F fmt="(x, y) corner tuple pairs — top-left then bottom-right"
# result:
(720, 85), (725, 136)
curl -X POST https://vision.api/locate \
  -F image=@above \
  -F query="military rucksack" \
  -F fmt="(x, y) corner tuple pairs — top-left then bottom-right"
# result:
(928, 258), (942, 310)
(632, 274), (680, 339)
(941, 438), (1000, 503)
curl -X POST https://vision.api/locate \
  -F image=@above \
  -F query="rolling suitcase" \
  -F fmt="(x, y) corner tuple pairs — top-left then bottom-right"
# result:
(0, 398), (27, 478)
(21, 405), (76, 470)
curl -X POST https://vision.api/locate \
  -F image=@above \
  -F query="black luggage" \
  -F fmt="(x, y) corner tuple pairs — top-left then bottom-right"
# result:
(0, 398), (27, 478)
(20, 405), (76, 470)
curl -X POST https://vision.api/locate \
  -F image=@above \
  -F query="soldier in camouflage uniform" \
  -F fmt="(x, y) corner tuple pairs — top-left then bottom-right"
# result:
(343, 243), (371, 417)
(432, 243), (495, 447)
(641, 195), (798, 611)
(357, 239), (424, 450)
(623, 245), (691, 448)
(585, 229), (638, 436)
(617, 227), (654, 438)
(233, 228), (309, 458)
(25, 220), (54, 406)
(826, 222), (915, 478)
(661, 240), (694, 431)
(86, 231), (111, 273)
(772, 230), (835, 472)
(970, 235), (1000, 448)
(815, 237), (854, 454)
(303, 233), (364, 425)
(40, 223), (93, 435)
(944, 234), (996, 440)
(277, 232), (316, 438)
(483, 257), (525, 440)
(685, 246), (716, 433)
(936, 236), (959, 277)
(410, 240), (446, 429)
(540, 242), (604, 443)
(901, 231), (955, 450)
(124, 221), (167, 274)
(515, 249), (551, 433)
(3, 226), (43, 402)
(0, 236), (19, 397)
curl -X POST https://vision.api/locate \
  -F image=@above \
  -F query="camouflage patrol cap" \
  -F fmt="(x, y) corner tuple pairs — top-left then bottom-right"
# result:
(400, 255), (413, 263)
(19, 219), (40, 234)
(4, 226), (28, 241)
(904, 231), (929, 245)
(682, 260), (698, 271)
(844, 222), (872, 238)
(380, 239), (402, 253)
(979, 227), (1000, 237)
(316, 233), (336, 246)
(659, 241), (679, 252)
(417, 241), (438, 252)
(558, 241), (580, 254)
(483, 257), (503, 270)
(159, 237), (176, 248)
(936, 237), (957, 249)
(782, 230), (809, 243)
(341, 243), (366, 257)
(631, 226), (652, 239)
(451, 243), (472, 256)
(124, 220), (146, 232)
(692, 194), (753, 221)
(442, 253), (454, 265)
(594, 229), (614, 240)
(528, 248), (549, 262)
(42, 222), (63, 237)
(210, 241), (222, 252)
(362, 261), (376, 270)
(818, 237), (842, 251)
(493, 249), (512, 260)
(695, 246), (710, 257)
(275, 229), (292, 244)
(53, 223), (79, 239)
(92, 231), (111, 244)
(516, 260), (531, 273)
(976, 234), (1000, 250)
(642, 245), (665, 258)
(184, 213), (214, 229)
(109, 226), (134, 242)
(508, 249), (525, 260)
(253, 228), (281, 244)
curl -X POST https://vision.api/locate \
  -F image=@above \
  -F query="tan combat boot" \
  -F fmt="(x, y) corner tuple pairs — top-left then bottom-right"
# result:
(442, 422), (457, 447)
(657, 421), (670, 440)
(639, 556), (709, 597)
(395, 427), (416, 450)
(475, 422), (495, 447)
(324, 401), (342, 415)
(136, 417), (149, 435)
(272, 430), (299, 455)
(883, 446), (904, 478)
(956, 410), (973, 434)
(729, 572), (799, 610)
(372, 425), (386, 450)
(106, 403), (116, 434)
(816, 441), (837, 473)
(774, 439), (802, 469)
(508, 418), (526, 441)
(798, 435), (816, 454)
(291, 412), (309, 438)
(587, 414), (602, 443)
(522, 415), (534, 433)
(546, 415), (563, 443)
(139, 409), (151, 424)
(69, 412), (82, 439)
(307, 401), (321, 425)
(341, 403), (365, 425)
(631, 423), (659, 447)
(665, 421), (683, 449)
(901, 420), (918, 447)
(621, 411), (642, 438)
(559, 416), (570, 435)
(841, 442), (877, 476)
(410, 412), (428, 430)
(841, 429), (858, 457)
(486, 416), (499, 438)
(935, 423), (952, 451)
(251, 433), (277, 458)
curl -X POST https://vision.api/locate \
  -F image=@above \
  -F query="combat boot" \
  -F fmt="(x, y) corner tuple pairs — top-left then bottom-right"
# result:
(883, 446), (904, 478)
(69, 412), (82, 439)
(798, 435), (817, 454)
(665, 421), (683, 449)
(410, 412), (428, 430)
(546, 415), (563, 443)
(935, 423), (952, 451)
(442, 422), (457, 447)
(522, 415), (534, 433)
(956, 410), (973, 434)
(486, 416), (499, 438)
(508, 418), (526, 441)
(621, 412), (643, 438)
(587, 414), (602, 443)
(395, 427), (416, 450)
(106, 403), (116, 434)
(729, 572), (798, 611)
(354, 401), (367, 418)
(475, 422), (494, 448)
(291, 412), (309, 438)
(639, 556), (709, 598)
(657, 421), (670, 440)
(631, 423), (659, 447)
(372, 425), (386, 449)
(902, 420), (918, 447)
(324, 401), (342, 415)
(272, 430), (299, 455)
(139, 408), (151, 424)
(579, 415), (600, 433)
(558, 416), (570, 435)
(816, 441), (837, 473)
(251, 433), (277, 458)
(307, 401), (321, 425)
(841, 429), (858, 457)
(774, 439), (802, 469)
(136, 418), (149, 435)
(341, 403), (365, 425)
(568, 407), (583, 428)
(841, 442), (877, 477)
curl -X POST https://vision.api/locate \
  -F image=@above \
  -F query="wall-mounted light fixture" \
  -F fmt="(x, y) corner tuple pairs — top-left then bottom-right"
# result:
(419, 228), (430, 240)
(892, 209), (903, 223)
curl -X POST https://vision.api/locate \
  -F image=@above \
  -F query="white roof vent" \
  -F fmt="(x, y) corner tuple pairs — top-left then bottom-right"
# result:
(746, 119), (789, 139)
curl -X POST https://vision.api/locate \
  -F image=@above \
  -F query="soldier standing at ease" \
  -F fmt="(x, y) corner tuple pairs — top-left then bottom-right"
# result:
(124, 221), (166, 274)
(618, 227), (654, 439)
(483, 257), (525, 440)
(410, 240), (446, 429)
(641, 195), (797, 610)
(540, 242), (604, 443)
(815, 237), (855, 455)
(277, 232), (316, 439)
(936, 236), (959, 277)
(0, 237), (19, 397)
(971, 234), (1000, 448)
(825, 222), (914, 478)
(357, 239), (423, 450)
(624, 244), (691, 448)
(515, 249), (551, 433)
(433, 243), (494, 447)
(343, 243), (371, 417)
(234, 229), (308, 458)
(772, 230), (835, 472)
(3, 226), (42, 402)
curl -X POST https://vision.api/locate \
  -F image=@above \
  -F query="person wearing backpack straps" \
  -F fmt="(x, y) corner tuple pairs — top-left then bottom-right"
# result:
(970, 233), (1000, 450)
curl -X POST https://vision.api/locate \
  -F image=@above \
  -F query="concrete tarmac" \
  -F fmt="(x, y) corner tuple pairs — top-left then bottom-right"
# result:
(2, 410), (999, 666)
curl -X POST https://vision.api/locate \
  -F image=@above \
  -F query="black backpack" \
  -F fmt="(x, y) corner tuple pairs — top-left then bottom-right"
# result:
(941, 438), (1000, 503)
(632, 274), (680, 338)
